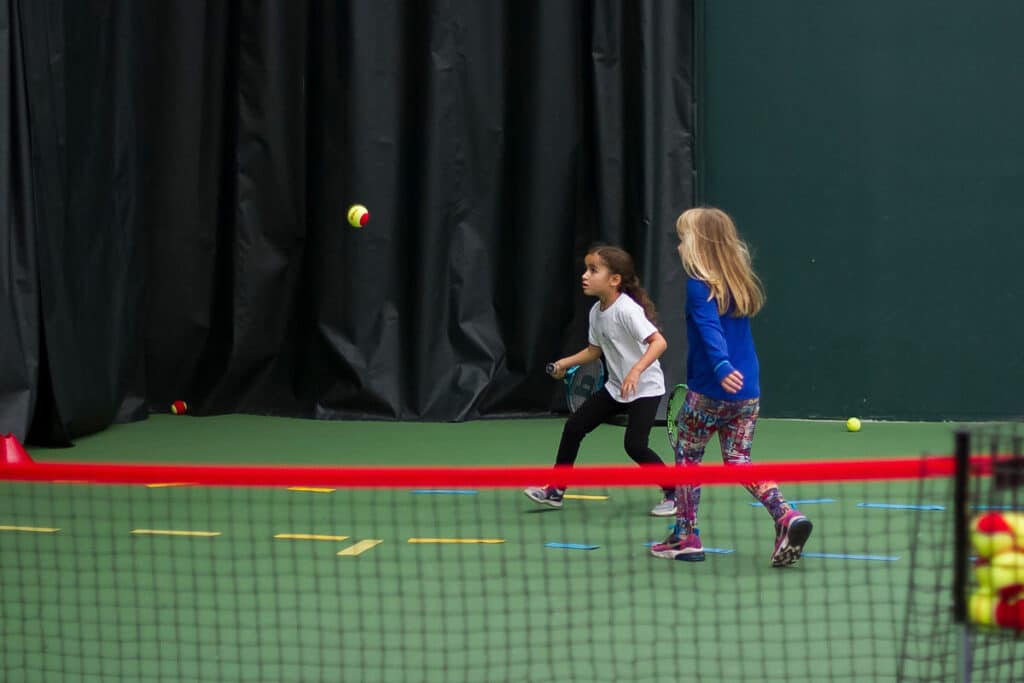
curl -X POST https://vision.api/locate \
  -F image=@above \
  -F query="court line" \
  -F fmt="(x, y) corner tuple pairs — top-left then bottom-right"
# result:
(857, 503), (945, 511)
(131, 529), (220, 537)
(0, 525), (60, 533)
(408, 538), (504, 544)
(287, 487), (336, 493)
(750, 498), (835, 507)
(337, 540), (383, 556)
(274, 533), (350, 541)
(563, 494), (609, 501)
(803, 552), (900, 562)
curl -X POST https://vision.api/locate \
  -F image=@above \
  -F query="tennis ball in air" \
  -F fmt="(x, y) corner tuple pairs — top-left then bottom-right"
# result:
(347, 204), (369, 228)
(170, 400), (188, 415)
(846, 417), (861, 432)
(972, 512), (1020, 559)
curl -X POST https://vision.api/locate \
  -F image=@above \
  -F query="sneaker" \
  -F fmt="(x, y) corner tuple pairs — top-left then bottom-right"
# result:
(649, 495), (677, 517)
(524, 486), (564, 509)
(771, 509), (813, 567)
(650, 530), (705, 562)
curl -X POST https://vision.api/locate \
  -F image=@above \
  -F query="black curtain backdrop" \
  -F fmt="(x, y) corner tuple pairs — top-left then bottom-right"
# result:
(1, 0), (695, 444)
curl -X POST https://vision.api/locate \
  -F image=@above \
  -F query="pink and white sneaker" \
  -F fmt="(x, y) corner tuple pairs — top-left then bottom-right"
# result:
(771, 509), (813, 567)
(650, 529), (705, 562)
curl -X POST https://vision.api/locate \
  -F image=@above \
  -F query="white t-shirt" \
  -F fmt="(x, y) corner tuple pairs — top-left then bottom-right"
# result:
(588, 294), (665, 402)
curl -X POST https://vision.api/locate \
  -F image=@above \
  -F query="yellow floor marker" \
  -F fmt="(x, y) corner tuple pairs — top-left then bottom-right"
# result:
(337, 540), (382, 556)
(287, 487), (336, 493)
(274, 533), (349, 542)
(131, 529), (220, 537)
(145, 483), (195, 488)
(563, 494), (609, 501)
(0, 525), (60, 533)
(408, 538), (504, 544)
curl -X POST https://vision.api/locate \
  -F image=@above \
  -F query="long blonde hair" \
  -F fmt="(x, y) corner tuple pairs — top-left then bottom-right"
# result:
(675, 207), (765, 317)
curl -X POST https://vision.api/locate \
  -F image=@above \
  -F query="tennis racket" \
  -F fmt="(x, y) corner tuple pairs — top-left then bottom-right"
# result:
(546, 360), (606, 413)
(666, 383), (688, 450)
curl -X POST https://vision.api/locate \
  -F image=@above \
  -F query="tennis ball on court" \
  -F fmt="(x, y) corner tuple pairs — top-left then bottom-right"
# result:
(972, 512), (1021, 559)
(969, 590), (996, 626)
(347, 204), (369, 228)
(846, 417), (861, 432)
(170, 400), (188, 415)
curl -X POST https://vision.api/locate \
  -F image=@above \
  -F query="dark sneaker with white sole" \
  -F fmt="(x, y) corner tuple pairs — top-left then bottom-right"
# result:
(523, 486), (564, 509)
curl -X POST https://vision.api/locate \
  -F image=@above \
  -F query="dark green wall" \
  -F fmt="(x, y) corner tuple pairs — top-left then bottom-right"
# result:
(698, 2), (1024, 420)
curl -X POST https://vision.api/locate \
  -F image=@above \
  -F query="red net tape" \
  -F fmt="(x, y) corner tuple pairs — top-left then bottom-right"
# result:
(0, 456), (966, 488)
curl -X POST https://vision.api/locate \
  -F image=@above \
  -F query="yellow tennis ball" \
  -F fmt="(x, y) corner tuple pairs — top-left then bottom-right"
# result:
(347, 204), (369, 228)
(990, 551), (1024, 591)
(846, 417), (861, 432)
(969, 590), (996, 626)
(976, 560), (995, 590)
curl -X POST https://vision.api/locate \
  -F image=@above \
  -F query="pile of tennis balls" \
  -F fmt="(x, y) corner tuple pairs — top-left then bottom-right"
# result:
(969, 511), (1024, 630)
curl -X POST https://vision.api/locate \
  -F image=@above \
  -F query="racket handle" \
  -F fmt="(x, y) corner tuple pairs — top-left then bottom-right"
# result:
(545, 362), (557, 376)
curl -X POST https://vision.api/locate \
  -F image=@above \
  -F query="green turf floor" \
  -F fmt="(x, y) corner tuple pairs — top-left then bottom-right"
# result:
(25, 413), (961, 466)
(1, 416), (991, 681)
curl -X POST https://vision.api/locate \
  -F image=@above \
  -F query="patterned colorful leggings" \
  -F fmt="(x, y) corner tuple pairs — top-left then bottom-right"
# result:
(673, 390), (791, 535)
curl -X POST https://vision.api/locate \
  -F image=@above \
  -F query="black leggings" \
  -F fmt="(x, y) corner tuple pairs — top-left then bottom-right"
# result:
(554, 389), (670, 494)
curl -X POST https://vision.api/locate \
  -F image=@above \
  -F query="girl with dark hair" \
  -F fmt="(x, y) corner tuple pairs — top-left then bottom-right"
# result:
(524, 245), (676, 516)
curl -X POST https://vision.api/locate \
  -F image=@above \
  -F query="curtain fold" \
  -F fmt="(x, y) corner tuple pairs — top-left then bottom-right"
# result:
(0, 0), (695, 442)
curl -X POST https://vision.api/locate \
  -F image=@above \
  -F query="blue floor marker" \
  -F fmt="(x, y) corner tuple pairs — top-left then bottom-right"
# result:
(803, 552), (900, 562)
(972, 505), (1024, 511)
(749, 498), (835, 507)
(545, 542), (599, 550)
(411, 489), (478, 495)
(644, 542), (734, 554)
(857, 502), (944, 511)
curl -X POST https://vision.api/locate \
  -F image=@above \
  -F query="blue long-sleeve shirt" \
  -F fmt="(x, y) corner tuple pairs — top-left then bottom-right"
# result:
(685, 277), (760, 401)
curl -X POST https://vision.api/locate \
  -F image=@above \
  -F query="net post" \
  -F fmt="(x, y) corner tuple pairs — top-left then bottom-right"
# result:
(953, 428), (972, 683)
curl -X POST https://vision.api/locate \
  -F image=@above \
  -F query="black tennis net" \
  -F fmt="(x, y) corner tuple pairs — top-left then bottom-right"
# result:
(0, 434), (1007, 682)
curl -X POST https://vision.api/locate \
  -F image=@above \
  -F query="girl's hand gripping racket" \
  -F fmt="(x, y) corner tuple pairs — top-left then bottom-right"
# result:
(546, 360), (606, 413)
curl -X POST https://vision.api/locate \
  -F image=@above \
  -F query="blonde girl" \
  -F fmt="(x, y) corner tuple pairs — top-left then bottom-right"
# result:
(651, 208), (812, 566)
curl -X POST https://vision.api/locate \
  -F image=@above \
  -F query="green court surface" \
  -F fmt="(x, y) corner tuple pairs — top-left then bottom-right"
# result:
(26, 413), (958, 466)
(2, 417), (969, 682)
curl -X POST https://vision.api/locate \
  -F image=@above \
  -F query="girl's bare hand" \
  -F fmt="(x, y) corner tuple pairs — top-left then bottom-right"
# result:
(720, 370), (744, 394)
(621, 369), (641, 399)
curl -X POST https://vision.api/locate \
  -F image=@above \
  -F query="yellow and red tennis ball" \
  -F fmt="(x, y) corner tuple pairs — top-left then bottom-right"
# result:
(993, 594), (1024, 630)
(347, 204), (369, 228)
(170, 400), (188, 415)
(970, 589), (1024, 631)
(989, 551), (1024, 596)
(971, 512), (1024, 559)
